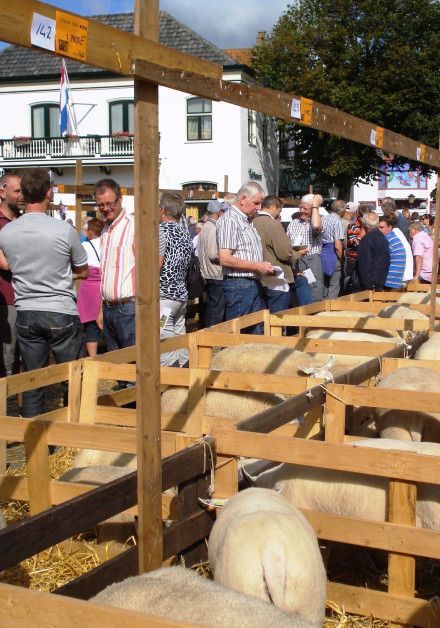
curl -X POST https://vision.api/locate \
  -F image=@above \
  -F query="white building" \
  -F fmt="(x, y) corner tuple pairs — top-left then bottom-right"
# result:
(0, 12), (278, 205)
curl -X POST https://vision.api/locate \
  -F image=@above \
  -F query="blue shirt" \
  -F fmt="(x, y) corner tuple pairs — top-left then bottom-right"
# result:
(385, 229), (406, 288)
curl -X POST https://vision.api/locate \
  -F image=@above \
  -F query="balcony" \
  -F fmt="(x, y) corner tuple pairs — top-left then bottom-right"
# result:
(0, 135), (134, 167)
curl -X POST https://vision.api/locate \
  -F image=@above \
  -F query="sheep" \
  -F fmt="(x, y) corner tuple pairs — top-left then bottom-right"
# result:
(397, 293), (440, 305)
(415, 334), (440, 360)
(71, 449), (137, 470)
(210, 342), (369, 380)
(208, 487), (326, 627)
(305, 329), (403, 343)
(247, 440), (440, 530)
(378, 303), (429, 329)
(376, 367), (440, 441)
(91, 565), (307, 627)
(161, 386), (285, 424)
(59, 465), (135, 542)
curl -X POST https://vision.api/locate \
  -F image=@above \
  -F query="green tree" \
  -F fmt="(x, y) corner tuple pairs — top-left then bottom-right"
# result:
(253, 0), (440, 198)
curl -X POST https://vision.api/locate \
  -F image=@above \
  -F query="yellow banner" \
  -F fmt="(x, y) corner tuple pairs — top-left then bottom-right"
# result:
(375, 126), (384, 149)
(300, 97), (313, 125)
(56, 11), (88, 61)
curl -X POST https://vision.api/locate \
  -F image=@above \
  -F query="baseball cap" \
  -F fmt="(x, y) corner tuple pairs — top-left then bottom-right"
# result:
(206, 200), (222, 213)
(345, 201), (359, 212)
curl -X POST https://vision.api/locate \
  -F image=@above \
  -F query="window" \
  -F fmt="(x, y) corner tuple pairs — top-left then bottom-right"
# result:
(31, 104), (59, 138)
(248, 109), (257, 146)
(187, 98), (212, 141)
(109, 100), (134, 134)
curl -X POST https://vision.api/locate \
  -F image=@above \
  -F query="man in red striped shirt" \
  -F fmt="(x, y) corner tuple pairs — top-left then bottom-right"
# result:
(95, 179), (135, 352)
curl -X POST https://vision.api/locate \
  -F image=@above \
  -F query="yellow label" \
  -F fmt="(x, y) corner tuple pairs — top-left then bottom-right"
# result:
(375, 126), (384, 148)
(300, 97), (313, 125)
(419, 144), (426, 161)
(120, 187), (128, 196)
(57, 184), (65, 193)
(55, 11), (88, 61)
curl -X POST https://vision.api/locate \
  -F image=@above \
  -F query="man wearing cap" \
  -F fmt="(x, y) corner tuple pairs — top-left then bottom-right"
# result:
(198, 199), (227, 326)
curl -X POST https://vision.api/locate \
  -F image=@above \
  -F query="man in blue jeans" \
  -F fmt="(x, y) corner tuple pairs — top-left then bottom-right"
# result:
(0, 168), (88, 417)
(254, 195), (312, 313)
(217, 181), (274, 334)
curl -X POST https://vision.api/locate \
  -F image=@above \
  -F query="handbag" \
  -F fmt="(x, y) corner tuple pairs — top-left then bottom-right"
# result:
(186, 252), (205, 300)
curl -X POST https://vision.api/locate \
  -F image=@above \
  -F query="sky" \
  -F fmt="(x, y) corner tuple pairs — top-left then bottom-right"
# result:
(1, 0), (292, 50)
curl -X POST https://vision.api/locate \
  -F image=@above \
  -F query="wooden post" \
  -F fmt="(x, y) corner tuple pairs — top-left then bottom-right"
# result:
(134, 0), (162, 573)
(74, 159), (83, 234)
(0, 378), (7, 473)
(429, 135), (440, 330)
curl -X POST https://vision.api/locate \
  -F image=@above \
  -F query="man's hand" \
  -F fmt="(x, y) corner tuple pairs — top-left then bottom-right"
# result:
(312, 194), (323, 208)
(256, 261), (275, 276)
(97, 309), (104, 330)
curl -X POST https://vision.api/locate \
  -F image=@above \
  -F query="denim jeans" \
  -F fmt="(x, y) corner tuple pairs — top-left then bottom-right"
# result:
(263, 287), (291, 314)
(291, 274), (313, 306)
(103, 300), (136, 352)
(205, 279), (225, 327)
(223, 277), (264, 334)
(16, 310), (84, 417)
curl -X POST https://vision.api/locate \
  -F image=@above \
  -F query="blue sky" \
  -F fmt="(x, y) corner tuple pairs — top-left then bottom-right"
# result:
(1, 0), (291, 50)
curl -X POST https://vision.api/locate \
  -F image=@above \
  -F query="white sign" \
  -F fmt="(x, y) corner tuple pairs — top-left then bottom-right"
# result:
(416, 147), (421, 161)
(369, 128), (377, 146)
(290, 98), (301, 120)
(31, 13), (56, 52)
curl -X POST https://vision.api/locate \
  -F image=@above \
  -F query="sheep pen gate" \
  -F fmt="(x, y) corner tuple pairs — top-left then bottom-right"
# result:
(212, 380), (440, 627)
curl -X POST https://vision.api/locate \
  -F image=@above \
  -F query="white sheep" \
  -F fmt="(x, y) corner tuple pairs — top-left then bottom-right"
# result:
(397, 293), (440, 305)
(247, 440), (440, 530)
(161, 386), (284, 424)
(208, 487), (326, 627)
(415, 334), (440, 360)
(71, 449), (137, 470)
(305, 329), (403, 343)
(378, 304), (429, 339)
(91, 565), (307, 627)
(376, 367), (440, 441)
(210, 342), (368, 380)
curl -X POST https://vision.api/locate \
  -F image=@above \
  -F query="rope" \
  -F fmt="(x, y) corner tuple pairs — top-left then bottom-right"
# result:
(200, 436), (215, 497)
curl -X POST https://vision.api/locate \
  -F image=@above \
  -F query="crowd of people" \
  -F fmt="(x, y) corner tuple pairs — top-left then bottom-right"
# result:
(0, 168), (436, 414)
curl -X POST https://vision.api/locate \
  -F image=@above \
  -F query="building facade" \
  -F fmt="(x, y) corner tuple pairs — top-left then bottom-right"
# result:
(0, 12), (278, 201)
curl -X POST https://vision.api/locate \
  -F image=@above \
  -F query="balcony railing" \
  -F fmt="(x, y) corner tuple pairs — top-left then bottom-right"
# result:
(0, 135), (134, 160)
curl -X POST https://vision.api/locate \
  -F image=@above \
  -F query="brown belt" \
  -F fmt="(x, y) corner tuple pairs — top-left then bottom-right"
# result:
(103, 296), (135, 307)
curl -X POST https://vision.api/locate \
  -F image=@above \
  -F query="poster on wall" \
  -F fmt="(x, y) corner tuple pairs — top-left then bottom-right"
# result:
(379, 163), (427, 190)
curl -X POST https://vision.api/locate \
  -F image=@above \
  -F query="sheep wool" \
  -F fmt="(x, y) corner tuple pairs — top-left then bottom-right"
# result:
(250, 441), (440, 532)
(415, 334), (440, 360)
(208, 488), (326, 627)
(91, 566), (307, 627)
(376, 367), (440, 441)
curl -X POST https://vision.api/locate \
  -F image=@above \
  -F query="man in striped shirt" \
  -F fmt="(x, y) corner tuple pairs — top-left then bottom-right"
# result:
(217, 181), (274, 334)
(95, 179), (135, 351)
(378, 215), (406, 290)
(286, 193), (324, 302)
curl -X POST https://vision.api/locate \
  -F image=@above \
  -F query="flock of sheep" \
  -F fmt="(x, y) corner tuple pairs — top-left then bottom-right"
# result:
(5, 294), (440, 625)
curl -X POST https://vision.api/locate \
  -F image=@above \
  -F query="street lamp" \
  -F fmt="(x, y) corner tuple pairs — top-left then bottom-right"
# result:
(328, 183), (339, 200)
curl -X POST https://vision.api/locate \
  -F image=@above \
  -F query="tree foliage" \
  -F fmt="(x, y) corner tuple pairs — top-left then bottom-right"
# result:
(253, 0), (440, 198)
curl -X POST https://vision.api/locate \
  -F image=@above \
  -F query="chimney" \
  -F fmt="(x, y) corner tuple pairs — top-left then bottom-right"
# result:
(256, 31), (266, 46)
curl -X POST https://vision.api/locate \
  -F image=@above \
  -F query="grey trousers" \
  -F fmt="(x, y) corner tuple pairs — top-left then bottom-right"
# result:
(0, 303), (17, 376)
(160, 298), (188, 367)
(324, 258), (342, 299)
(299, 253), (324, 302)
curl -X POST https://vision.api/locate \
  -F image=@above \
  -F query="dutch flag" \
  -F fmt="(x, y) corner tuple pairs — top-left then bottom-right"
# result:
(59, 60), (77, 136)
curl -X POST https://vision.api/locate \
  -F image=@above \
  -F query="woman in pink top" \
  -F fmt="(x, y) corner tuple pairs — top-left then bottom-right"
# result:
(409, 220), (433, 283)
(77, 219), (104, 356)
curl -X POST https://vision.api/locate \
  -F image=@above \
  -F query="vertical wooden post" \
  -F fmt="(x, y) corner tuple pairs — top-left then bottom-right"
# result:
(134, 0), (162, 573)
(429, 137), (440, 330)
(24, 420), (52, 514)
(74, 159), (83, 234)
(0, 378), (7, 473)
(324, 389), (346, 443)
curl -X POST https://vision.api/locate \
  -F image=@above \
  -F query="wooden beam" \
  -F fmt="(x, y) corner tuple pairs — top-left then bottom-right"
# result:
(0, 583), (191, 628)
(1, 0), (221, 79)
(329, 383), (440, 413)
(213, 428), (440, 484)
(270, 314), (430, 332)
(134, 0), (162, 574)
(132, 59), (440, 169)
(23, 419), (51, 514)
(0, 437), (214, 572)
